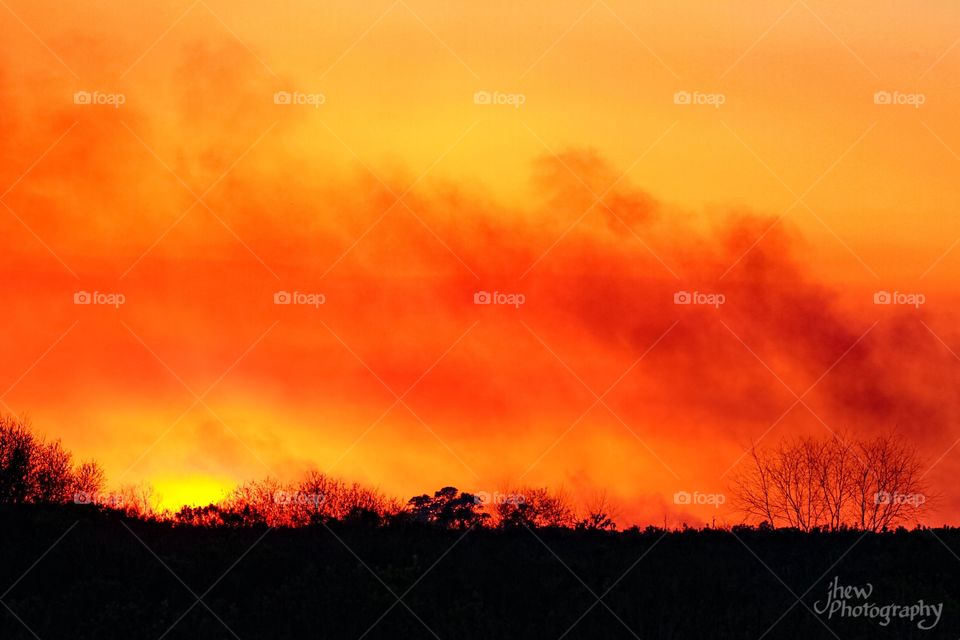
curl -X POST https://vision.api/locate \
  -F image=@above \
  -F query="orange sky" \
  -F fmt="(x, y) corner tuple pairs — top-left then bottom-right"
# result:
(2, 0), (960, 524)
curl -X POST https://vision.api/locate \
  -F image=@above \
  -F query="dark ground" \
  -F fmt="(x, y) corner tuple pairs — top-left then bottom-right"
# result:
(1, 505), (957, 639)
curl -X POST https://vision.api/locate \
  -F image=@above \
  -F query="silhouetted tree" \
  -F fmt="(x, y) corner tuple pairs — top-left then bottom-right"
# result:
(850, 433), (925, 531)
(408, 487), (487, 529)
(175, 504), (232, 527)
(221, 478), (282, 525)
(0, 417), (91, 505)
(576, 491), (619, 531)
(0, 416), (36, 503)
(199, 471), (398, 527)
(72, 460), (106, 501)
(495, 486), (575, 529)
(32, 439), (74, 503)
(119, 482), (161, 519)
(292, 470), (395, 525)
(733, 433), (926, 531)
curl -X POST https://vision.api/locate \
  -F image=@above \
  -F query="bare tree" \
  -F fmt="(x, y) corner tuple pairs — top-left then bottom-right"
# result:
(1, 417), (87, 505)
(221, 477), (284, 525)
(732, 433), (926, 531)
(576, 490), (620, 531)
(849, 434), (925, 531)
(819, 436), (856, 531)
(32, 439), (74, 503)
(494, 486), (576, 528)
(734, 444), (776, 525)
(296, 470), (393, 522)
(72, 460), (106, 501)
(119, 482), (162, 519)
(0, 416), (37, 503)
(212, 471), (398, 527)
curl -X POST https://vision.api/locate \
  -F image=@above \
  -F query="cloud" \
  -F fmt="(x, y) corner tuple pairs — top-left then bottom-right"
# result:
(2, 27), (959, 525)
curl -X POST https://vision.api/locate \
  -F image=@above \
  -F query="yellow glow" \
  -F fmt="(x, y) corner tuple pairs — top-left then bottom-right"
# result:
(152, 476), (235, 512)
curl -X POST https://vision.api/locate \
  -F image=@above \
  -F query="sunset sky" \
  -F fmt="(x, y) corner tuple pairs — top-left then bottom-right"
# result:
(2, 0), (960, 524)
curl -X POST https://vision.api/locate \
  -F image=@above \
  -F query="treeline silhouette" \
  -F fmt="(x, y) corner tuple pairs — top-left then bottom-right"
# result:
(0, 416), (620, 531)
(0, 416), (929, 533)
(177, 482), (598, 530)
(2, 416), (956, 640)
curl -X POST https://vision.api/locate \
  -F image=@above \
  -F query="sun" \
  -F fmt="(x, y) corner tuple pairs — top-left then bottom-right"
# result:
(150, 476), (236, 512)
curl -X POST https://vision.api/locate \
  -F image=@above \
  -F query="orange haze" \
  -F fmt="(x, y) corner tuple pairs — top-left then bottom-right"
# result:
(2, 0), (960, 524)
